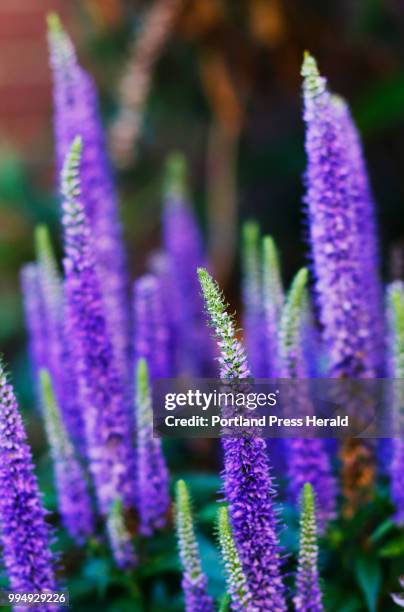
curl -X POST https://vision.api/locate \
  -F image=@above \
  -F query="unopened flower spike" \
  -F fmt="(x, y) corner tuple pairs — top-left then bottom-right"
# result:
(242, 221), (267, 377)
(175, 480), (214, 612)
(218, 506), (252, 611)
(136, 358), (170, 535)
(262, 235), (284, 377)
(198, 268), (250, 380)
(302, 51), (379, 514)
(106, 498), (136, 570)
(387, 282), (404, 525)
(279, 268), (336, 529)
(0, 358), (58, 604)
(61, 137), (136, 566)
(39, 369), (94, 544)
(198, 267), (286, 610)
(293, 483), (324, 612)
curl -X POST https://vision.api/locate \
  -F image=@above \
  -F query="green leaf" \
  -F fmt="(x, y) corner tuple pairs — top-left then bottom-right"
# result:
(379, 534), (404, 557)
(355, 555), (381, 612)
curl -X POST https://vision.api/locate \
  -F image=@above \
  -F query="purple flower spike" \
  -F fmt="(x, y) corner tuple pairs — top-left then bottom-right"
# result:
(242, 221), (268, 377)
(39, 369), (94, 544)
(301, 52), (377, 379)
(163, 153), (213, 376)
(279, 269), (336, 530)
(133, 275), (172, 381)
(293, 483), (324, 612)
(0, 359), (58, 609)
(61, 137), (136, 521)
(198, 267), (286, 611)
(175, 480), (214, 612)
(35, 225), (85, 455)
(136, 358), (170, 535)
(301, 52), (379, 513)
(387, 282), (404, 525)
(48, 14), (130, 383)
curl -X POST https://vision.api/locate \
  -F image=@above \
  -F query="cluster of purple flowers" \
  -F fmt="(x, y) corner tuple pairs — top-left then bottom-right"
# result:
(0, 13), (401, 611)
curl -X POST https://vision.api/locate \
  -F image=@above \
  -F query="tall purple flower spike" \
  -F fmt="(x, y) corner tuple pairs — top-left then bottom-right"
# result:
(241, 221), (268, 377)
(35, 226), (85, 455)
(48, 14), (130, 384)
(136, 358), (170, 535)
(302, 51), (378, 379)
(163, 153), (213, 376)
(293, 483), (324, 612)
(302, 51), (379, 513)
(279, 269), (336, 531)
(61, 136), (136, 564)
(133, 275), (172, 381)
(331, 95), (384, 375)
(20, 263), (47, 395)
(39, 369), (94, 544)
(198, 268), (286, 611)
(387, 282), (404, 526)
(0, 359), (58, 610)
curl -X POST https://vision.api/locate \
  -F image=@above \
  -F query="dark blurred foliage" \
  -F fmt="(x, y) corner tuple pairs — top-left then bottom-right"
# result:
(1, 1), (404, 610)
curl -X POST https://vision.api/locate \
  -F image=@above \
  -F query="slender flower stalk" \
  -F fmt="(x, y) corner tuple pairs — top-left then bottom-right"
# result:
(163, 153), (213, 376)
(48, 13), (130, 382)
(293, 483), (324, 612)
(198, 267), (286, 611)
(262, 235), (284, 377)
(302, 52), (377, 514)
(279, 269), (336, 529)
(61, 136), (136, 565)
(218, 506), (252, 611)
(387, 282), (404, 525)
(35, 226), (85, 454)
(39, 369), (94, 544)
(242, 222), (267, 377)
(106, 499), (136, 570)
(175, 480), (214, 612)
(0, 359), (58, 607)
(20, 263), (47, 391)
(133, 275), (172, 381)
(136, 359), (169, 535)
